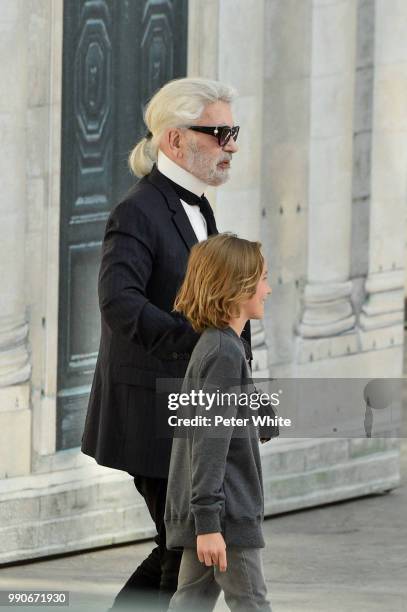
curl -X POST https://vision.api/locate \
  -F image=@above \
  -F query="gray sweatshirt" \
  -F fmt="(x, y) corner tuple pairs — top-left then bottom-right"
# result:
(164, 326), (266, 549)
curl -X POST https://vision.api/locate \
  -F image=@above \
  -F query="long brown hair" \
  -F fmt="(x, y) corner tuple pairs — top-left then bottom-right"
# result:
(174, 233), (264, 333)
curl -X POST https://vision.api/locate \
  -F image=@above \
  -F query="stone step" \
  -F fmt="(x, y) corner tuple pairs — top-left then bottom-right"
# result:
(0, 438), (400, 564)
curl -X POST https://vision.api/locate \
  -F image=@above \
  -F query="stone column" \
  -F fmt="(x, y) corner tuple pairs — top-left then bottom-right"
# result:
(298, 0), (357, 341)
(189, 0), (269, 371)
(215, 0), (264, 241)
(187, 0), (219, 79)
(359, 0), (407, 356)
(189, 0), (265, 240)
(260, 0), (312, 375)
(0, 1), (31, 477)
(214, 0), (270, 376)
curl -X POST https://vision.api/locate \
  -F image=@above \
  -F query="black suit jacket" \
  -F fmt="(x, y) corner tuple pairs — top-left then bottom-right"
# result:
(81, 166), (250, 477)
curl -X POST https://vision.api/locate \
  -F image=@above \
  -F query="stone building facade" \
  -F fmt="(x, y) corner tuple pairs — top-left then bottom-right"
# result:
(0, 0), (406, 563)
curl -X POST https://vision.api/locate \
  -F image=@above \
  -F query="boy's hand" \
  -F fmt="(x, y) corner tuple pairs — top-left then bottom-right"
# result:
(197, 533), (227, 572)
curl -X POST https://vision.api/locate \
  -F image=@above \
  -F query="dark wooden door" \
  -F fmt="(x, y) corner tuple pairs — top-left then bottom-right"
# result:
(57, 0), (188, 450)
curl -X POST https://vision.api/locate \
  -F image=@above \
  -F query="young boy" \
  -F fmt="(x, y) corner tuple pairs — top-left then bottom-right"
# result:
(164, 233), (274, 611)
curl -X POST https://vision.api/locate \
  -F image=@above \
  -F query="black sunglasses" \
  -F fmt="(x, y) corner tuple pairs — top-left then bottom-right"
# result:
(188, 125), (240, 147)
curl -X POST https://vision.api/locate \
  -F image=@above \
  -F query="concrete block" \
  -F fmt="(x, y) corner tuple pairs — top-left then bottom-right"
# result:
(312, 0), (356, 77)
(375, 0), (407, 64)
(0, 215), (24, 284)
(0, 438), (401, 563)
(362, 289), (404, 317)
(276, 445), (306, 474)
(49, 1), (64, 107)
(265, 283), (297, 366)
(265, 472), (310, 501)
(216, 187), (261, 240)
(36, 516), (85, 549)
(32, 395), (57, 459)
(0, 0), (20, 22)
(0, 384), (30, 412)
(26, 105), (49, 178)
(50, 104), (63, 177)
(371, 131), (407, 201)
(266, 77), (310, 145)
(260, 447), (282, 474)
(264, 0), (312, 80)
(218, 0), (264, 96)
(265, 141), (309, 204)
(303, 442), (322, 470)
(310, 439), (349, 469)
(293, 343), (403, 378)
(26, 177), (45, 234)
(97, 478), (137, 507)
(0, 408), (31, 478)
(27, 0), (51, 107)
(39, 490), (76, 520)
(226, 95), (262, 191)
(263, 447), (400, 515)
(359, 322), (404, 354)
(309, 136), (353, 205)
(0, 524), (38, 554)
(0, 113), (26, 207)
(122, 505), (155, 536)
(0, 14), (26, 114)
(311, 75), (354, 139)
(187, 0), (219, 79)
(296, 330), (359, 365)
(373, 66), (407, 132)
(93, 508), (125, 537)
(0, 497), (40, 526)
(74, 483), (99, 511)
(348, 437), (390, 459)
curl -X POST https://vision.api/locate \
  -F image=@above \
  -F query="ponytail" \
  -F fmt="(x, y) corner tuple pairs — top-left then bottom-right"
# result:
(128, 135), (157, 177)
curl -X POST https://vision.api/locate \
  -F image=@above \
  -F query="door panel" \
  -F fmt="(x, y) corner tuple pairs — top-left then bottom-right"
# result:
(57, 0), (188, 450)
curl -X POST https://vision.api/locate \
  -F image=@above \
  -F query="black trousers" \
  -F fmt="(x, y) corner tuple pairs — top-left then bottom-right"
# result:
(112, 475), (183, 611)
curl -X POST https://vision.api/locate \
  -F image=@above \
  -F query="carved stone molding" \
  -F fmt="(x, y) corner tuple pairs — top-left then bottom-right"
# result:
(360, 271), (404, 331)
(298, 281), (356, 338)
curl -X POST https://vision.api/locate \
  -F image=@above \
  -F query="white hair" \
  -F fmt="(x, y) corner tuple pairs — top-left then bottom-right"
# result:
(128, 77), (237, 177)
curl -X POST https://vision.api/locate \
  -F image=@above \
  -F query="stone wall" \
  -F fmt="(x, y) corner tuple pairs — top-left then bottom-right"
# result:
(0, 0), (405, 563)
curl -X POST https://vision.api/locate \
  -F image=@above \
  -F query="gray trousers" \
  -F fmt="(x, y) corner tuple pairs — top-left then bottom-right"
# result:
(168, 547), (272, 612)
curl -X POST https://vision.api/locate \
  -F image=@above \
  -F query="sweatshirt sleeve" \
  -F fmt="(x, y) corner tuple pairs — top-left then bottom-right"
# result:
(190, 346), (242, 535)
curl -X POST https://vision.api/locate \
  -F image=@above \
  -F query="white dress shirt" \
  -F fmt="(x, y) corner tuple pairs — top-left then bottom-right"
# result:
(157, 150), (208, 242)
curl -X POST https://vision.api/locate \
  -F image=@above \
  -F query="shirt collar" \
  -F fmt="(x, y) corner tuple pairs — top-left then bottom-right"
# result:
(157, 150), (207, 198)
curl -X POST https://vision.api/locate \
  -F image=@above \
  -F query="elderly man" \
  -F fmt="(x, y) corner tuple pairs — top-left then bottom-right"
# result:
(81, 77), (250, 610)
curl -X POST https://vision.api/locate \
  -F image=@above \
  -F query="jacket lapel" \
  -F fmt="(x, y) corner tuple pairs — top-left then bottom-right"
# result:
(147, 166), (199, 251)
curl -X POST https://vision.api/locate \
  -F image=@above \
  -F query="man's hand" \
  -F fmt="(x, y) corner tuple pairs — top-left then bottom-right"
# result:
(197, 533), (227, 572)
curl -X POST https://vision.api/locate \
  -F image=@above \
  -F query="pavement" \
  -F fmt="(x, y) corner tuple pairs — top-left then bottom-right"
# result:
(0, 436), (406, 612)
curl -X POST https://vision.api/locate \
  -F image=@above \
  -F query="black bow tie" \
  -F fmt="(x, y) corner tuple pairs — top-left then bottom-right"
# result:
(165, 177), (218, 236)
(168, 181), (203, 207)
